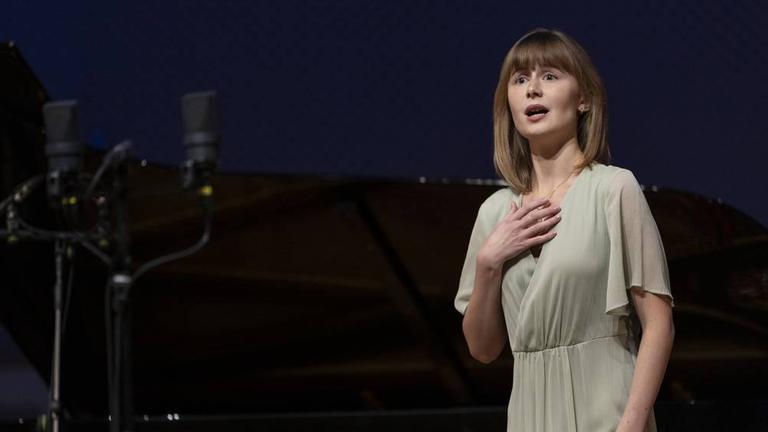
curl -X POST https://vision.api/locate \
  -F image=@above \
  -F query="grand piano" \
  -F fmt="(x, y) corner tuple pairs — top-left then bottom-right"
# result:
(1, 42), (767, 431)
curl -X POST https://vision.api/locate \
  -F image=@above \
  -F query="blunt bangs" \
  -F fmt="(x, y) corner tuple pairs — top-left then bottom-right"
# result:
(508, 31), (581, 82)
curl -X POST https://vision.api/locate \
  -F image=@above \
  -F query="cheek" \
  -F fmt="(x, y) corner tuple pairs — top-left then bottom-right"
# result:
(507, 92), (516, 110)
(507, 91), (525, 119)
(552, 94), (579, 118)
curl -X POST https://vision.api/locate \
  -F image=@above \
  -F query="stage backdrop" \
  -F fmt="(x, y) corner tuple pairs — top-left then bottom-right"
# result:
(2, 0), (767, 225)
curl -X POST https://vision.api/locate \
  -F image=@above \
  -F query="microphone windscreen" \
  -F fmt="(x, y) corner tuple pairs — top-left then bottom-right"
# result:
(182, 91), (218, 164)
(44, 100), (83, 173)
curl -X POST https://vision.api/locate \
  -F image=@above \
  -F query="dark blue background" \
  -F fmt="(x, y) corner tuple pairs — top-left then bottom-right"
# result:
(1, 0), (766, 417)
(4, 1), (768, 223)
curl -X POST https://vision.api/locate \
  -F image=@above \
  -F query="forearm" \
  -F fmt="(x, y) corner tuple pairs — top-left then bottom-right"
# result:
(617, 319), (675, 432)
(462, 254), (507, 363)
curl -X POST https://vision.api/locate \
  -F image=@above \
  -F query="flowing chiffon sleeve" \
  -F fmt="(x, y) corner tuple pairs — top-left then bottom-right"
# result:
(454, 197), (497, 316)
(604, 169), (675, 316)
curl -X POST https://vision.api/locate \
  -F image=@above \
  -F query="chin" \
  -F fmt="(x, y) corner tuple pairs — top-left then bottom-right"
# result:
(518, 127), (556, 140)
(520, 120), (570, 137)
(519, 127), (573, 148)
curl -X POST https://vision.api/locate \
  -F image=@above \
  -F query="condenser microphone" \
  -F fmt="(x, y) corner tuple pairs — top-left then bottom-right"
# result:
(180, 91), (219, 190)
(43, 100), (84, 205)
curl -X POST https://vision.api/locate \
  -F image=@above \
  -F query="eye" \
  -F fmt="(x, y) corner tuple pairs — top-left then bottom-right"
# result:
(512, 75), (528, 85)
(544, 73), (557, 80)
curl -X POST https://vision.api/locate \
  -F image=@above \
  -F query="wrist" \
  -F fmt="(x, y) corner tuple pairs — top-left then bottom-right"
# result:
(476, 250), (503, 272)
(616, 411), (648, 432)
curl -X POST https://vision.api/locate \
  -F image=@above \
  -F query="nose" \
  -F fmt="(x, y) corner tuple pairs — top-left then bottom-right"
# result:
(527, 83), (541, 98)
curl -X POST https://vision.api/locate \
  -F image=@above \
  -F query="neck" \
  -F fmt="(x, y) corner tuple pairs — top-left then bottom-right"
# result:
(529, 135), (585, 193)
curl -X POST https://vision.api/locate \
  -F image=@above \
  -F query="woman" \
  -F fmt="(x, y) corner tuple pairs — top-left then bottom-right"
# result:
(454, 28), (675, 432)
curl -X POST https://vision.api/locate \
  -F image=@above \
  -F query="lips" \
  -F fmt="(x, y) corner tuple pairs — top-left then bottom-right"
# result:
(525, 104), (549, 116)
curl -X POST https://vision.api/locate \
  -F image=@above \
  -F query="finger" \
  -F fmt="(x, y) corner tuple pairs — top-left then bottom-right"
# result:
(522, 212), (560, 236)
(533, 230), (558, 243)
(514, 197), (549, 220)
(530, 205), (561, 221)
(539, 213), (562, 230)
(524, 229), (558, 248)
(521, 205), (561, 227)
(510, 200), (518, 212)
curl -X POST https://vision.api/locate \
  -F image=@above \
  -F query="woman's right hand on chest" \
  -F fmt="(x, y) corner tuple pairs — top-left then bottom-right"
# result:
(477, 197), (562, 269)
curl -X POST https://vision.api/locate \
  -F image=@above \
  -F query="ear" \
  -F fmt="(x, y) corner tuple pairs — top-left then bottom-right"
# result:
(577, 93), (589, 110)
(577, 94), (590, 112)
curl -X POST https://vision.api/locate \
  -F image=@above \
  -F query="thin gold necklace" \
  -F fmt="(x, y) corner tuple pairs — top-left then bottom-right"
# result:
(527, 168), (577, 257)
(529, 167), (579, 202)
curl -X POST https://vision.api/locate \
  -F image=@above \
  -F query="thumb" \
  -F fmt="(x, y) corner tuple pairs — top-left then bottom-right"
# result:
(510, 200), (518, 212)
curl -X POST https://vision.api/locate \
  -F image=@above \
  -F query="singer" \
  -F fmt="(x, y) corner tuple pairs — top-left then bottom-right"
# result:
(454, 28), (675, 432)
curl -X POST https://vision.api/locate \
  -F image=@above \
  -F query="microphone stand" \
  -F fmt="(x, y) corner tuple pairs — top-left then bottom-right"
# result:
(1, 200), (70, 432)
(107, 155), (134, 432)
(50, 239), (68, 432)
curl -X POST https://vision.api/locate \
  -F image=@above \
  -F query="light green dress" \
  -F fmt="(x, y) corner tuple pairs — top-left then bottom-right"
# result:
(454, 162), (675, 432)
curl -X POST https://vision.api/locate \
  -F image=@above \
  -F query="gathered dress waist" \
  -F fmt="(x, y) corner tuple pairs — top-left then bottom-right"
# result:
(511, 333), (629, 354)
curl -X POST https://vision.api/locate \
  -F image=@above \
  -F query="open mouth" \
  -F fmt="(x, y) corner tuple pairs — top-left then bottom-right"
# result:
(525, 105), (549, 117)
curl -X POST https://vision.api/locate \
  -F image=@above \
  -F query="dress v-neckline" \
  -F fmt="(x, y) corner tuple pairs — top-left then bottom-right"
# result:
(516, 164), (591, 284)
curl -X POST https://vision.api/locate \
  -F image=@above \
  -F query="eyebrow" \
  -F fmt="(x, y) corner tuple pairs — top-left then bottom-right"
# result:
(513, 66), (561, 75)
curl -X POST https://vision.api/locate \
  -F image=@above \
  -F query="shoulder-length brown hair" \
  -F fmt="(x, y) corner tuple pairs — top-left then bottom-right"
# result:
(493, 28), (610, 193)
